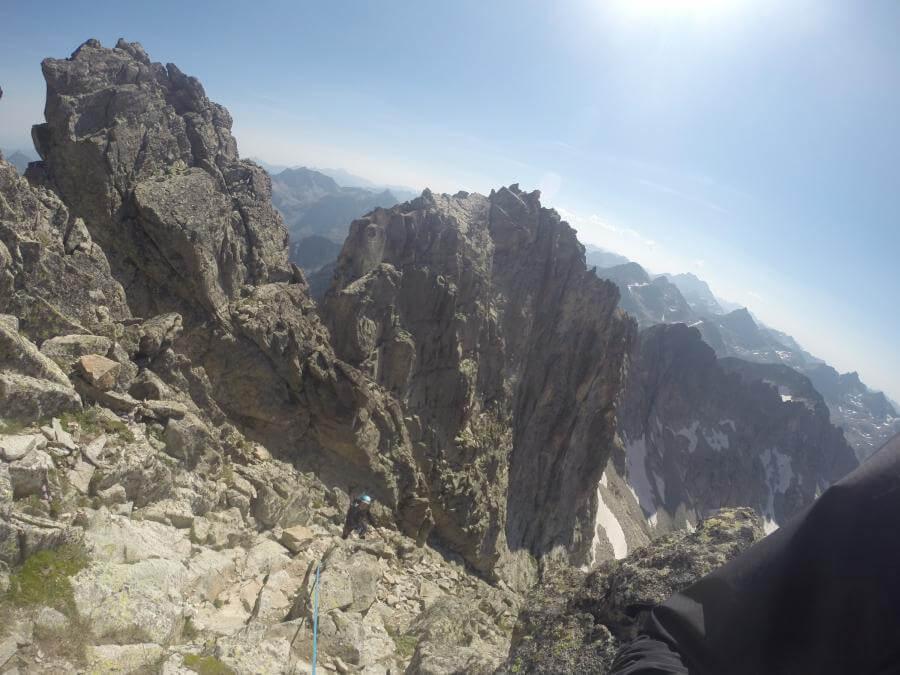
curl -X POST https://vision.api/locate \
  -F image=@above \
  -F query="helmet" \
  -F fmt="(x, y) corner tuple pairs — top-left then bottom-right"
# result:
(359, 494), (372, 504)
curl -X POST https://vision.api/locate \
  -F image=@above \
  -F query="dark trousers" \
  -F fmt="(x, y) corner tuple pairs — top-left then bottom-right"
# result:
(612, 433), (900, 675)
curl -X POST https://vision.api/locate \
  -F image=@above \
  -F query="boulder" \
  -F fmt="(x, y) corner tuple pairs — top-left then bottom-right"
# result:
(8, 449), (54, 498)
(0, 509), (83, 565)
(0, 434), (46, 461)
(39, 334), (113, 373)
(72, 558), (188, 644)
(83, 512), (191, 564)
(87, 643), (165, 673)
(33, 606), (69, 638)
(0, 372), (82, 422)
(44, 417), (76, 450)
(141, 399), (189, 420)
(76, 354), (122, 391)
(0, 310), (75, 387)
(280, 525), (315, 554)
(67, 460), (94, 494)
(163, 412), (216, 466)
(134, 313), (183, 359)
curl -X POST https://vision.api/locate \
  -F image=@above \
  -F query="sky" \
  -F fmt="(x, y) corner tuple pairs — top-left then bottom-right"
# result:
(1, 0), (898, 400)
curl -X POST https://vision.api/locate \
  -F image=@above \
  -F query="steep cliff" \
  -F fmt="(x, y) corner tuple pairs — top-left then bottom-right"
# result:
(610, 324), (857, 548)
(25, 38), (425, 535)
(323, 187), (636, 580)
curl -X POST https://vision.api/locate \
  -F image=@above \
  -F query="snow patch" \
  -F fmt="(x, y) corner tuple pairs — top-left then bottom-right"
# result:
(781, 394), (793, 403)
(600, 471), (608, 488)
(625, 437), (659, 526)
(761, 448), (794, 526)
(763, 518), (779, 535)
(702, 426), (730, 451)
(674, 421), (700, 453)
(593, 487), (628, 560)
(719, 419), (736, 432)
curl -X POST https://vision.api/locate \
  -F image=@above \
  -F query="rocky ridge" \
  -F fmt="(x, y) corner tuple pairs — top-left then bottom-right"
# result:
(596, 258), (897, 460)
(501, 508), (764, 674)
(0, 36), (871, 674)
(24, 38), (437, 552)
(0, 323), (519, 673)
(323, 186), (635, 582)
(599, 324), (857, 558)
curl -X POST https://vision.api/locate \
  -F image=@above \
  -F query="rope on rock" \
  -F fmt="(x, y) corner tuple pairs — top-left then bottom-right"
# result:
(311, 561), (321, 674)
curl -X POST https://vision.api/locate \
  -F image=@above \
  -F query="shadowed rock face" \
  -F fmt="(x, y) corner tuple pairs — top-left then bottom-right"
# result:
(26, 38), (423, 531)
(612, 324), (858, 539)
(0, 154), (129, 342)
(323, 186), (636, 580)
(29, 38), (291, 319)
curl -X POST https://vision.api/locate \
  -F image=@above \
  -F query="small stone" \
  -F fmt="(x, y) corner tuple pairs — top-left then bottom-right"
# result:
(76, 354), (121, 391)
(97, 484), (127, 505)
(82, 434), (108, 466)
(279, 525), (315, 554)
(68, 461), (95, 494)
(51, 417), (76, 450)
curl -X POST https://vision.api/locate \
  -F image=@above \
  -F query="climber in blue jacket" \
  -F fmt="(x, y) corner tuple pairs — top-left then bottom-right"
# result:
(342, 493), (376, 540)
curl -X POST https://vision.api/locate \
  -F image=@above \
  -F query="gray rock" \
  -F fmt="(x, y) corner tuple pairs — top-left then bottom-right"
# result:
(163, 412), (216, 466)
(8, 449), (54, 498)
(30, 39), (426, 552)
(33, 606), (68, 637)
(87, 643), (165, 673)
(81, 434), (107, 466)
(49, 417), (76, 450)
(72, 558), (188, 644)
(39, 334), (113, 373)
(0, 434), (46, 461)
(0, 372), (81, 423)
(323, 185), (634, 579)
(280, 525), (315, 553)
(67, 460), (94, 494)
(0, 154), (129, 343)
(134, 313), (183, 359)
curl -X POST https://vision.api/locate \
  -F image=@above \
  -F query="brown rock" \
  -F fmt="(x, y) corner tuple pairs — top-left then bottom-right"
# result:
(76, 354), (122, 391)
(280, 525), (315, 554)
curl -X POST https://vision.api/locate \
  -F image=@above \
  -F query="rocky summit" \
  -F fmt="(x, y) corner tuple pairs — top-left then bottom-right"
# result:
(323, 186), (635, 584)
(0, 38), (870, 674)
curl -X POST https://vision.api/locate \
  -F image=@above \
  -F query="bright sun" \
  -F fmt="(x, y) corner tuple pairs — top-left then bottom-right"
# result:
(618, 0), (739, 18)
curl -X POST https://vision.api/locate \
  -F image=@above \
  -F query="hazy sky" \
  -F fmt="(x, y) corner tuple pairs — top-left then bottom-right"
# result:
(2, 0), (898, 399)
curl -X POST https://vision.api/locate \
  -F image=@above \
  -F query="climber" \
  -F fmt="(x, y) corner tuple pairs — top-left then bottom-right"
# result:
(610, 431), (900, 675)
(342, 493), (376, 540)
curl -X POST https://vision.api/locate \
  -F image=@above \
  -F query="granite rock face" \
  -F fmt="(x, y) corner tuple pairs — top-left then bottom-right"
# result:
(0, 152), (128, 343)
(27, 39), (425, 531)
(323, 186), (636, 581)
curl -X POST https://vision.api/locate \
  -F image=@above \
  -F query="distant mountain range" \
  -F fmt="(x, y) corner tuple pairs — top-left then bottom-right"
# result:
(265, 165), (419, 279)
(1, 148), (36, 174)
(593, 253), (899, 460)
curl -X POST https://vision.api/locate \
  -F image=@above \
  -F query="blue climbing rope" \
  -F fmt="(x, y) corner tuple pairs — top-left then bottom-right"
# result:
(312, 562), (321, 674)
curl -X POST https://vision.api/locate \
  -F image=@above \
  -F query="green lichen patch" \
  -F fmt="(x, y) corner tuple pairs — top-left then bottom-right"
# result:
(183, 653), (237, 674)
(4, 544), (89, 616)
(60, 407), (135, 443)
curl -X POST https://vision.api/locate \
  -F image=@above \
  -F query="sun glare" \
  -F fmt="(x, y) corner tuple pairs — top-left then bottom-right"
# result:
(617, 0), (740, 19)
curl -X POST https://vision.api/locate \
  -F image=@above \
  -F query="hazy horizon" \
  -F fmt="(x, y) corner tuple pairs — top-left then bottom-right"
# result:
(2, 0), (898, 400)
